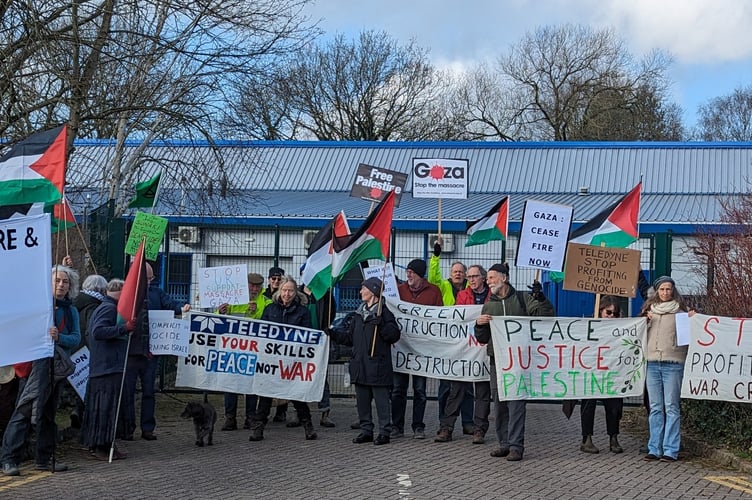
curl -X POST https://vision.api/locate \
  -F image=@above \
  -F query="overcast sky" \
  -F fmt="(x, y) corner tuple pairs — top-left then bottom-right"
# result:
(303, 0), (752, 130)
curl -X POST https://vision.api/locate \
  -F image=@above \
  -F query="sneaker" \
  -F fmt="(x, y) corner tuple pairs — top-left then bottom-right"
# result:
(2, 463), (19, 476)
(413, 428), (426, 440)
(660, 455), (678, 462)
(35, 461), (69, 472)
(643, 453), (660, 461)
(472, 430), (485, 445)
(434, 428), (452, 443)
(490, 447), (510, 458)
(506, 449), (523, 461)
(389, 428), (404, 439)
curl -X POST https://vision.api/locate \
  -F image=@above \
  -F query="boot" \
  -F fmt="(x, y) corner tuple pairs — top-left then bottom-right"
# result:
(434, 428), (452, 443)
(248, 421), (265, 441)
(580, 435), (599, 454)
(609, 434), (623, 454)
(320, 410), (335, 428)
(221, 415), (237, 431)
(302, 419), (317, 440)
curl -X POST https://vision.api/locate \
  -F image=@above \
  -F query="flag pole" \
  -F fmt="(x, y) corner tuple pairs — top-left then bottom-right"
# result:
(593, 242), (607, 317)
(437, 198), (442, 240)
(370, 261), (388, 358)
(150, 170), (164, 215)
(109, 237), (145, 462)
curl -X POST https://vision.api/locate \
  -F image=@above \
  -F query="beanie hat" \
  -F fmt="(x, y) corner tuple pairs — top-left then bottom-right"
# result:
(488, 263), (510, 275)
(268, 266), (285, 277)
(247, 273), (264, 285)
(407, 259), (427, 278)
(362, 277), (383, 296)
(653, 275), (675, 289)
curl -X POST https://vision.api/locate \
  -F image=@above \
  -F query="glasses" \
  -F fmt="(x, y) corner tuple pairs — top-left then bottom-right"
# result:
(467, 274), (482, 279)
(602, 309), (616, 316)
(269, 276), (282, 281)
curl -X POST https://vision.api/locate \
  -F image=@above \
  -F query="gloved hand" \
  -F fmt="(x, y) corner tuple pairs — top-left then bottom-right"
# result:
(528, 280), (544, 301)
(433, 241), (442, 257)
(366, 314), (383, 326)
(125, 319), (136, 332)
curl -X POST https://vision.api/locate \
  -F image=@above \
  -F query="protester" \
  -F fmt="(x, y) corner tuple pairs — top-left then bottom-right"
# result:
(392, 258), (443, 440)
(640, 276), (692, 463)
(428, 242), (474, 435)
(1, 265), (81, 476)
(435, 264), (491, 444)
(217, 272), (271, 431)
(122, 262), (190, 441)
(70, 274), (108, 429)
(81, 279), (135, 461)
(262, 266), (290, 423)
(249, 276), (317, 441)
(579, 295), (625, 454)
(474, 263), (554, 462)
(327, 278), (400, 445)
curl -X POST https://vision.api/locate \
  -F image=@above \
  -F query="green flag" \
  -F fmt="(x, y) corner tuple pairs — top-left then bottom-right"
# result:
(128, 172), (161, 208)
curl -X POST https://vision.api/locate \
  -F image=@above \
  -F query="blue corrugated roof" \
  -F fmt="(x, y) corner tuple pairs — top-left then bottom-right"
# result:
(64, 140), (751, 230)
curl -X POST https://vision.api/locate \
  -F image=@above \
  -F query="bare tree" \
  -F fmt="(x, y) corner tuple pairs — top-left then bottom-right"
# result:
(498, 24), (679, 141)
(696, 84), (752, 141)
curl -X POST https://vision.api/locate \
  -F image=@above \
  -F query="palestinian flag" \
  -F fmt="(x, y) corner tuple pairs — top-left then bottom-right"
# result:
(551, 182), (641, 282)
(52, 197), (77, 233)
(128, 172), (161, 208)
(302, 211), (351, 300)
(331, 190), (394, 279)
(0, 126), (67, 207)
(117, 240), (148, 325)
(465, 196), (508, 247)
(569, 182), (641, 247)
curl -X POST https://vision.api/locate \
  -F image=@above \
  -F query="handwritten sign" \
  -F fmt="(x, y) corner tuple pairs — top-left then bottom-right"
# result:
(198, 264), (249, 309)
(125, 212), (168, 260)
(363, 262), (400, 300)
(67, 346), (90, 401)
(175, 313), (329, 402)
(562, 243), (641, 297)
(386, 298), (489, 381)
(683, 313), (752, 403)
(411, 158), (469, 199)
(349, 163), (407, 207)
(516, 200), (573, 272)
(489, 316), (647, 400)
(148, 310), (190, 356)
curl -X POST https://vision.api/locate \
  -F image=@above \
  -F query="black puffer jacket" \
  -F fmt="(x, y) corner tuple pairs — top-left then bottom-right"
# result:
(329, 302), (400, 386)
(261, 297), (312, 328)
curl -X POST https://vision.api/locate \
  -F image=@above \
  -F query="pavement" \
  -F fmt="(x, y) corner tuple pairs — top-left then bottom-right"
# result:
(1, 395), (751, 499)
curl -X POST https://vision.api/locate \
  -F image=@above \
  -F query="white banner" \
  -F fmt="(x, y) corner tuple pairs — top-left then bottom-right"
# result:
(516, 199), (573, 272)
(411, 158), (469, 199)
(198, 264), (249, 309)
(489, 316), (647, 400)
(67, 346), (90, 401)
(363, 262), (399, 300)
(386, 298), (489, 381)
(0, 214), (53, 366)
(148, 310), (190, 356)
(683, 313), (752, 403)
(176, 312), (329, 402)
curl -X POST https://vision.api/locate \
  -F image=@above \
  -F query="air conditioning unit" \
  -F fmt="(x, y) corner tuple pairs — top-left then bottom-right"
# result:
(303, 230), (318, 249)
(177, 226), (201, 245)
(428, 233), (454, 253)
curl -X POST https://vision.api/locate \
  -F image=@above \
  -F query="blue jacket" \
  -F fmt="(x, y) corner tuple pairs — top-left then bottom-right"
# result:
(87, 296), (130, 378)
(54, 298), (81, 355)
(148, 284), (183, 314)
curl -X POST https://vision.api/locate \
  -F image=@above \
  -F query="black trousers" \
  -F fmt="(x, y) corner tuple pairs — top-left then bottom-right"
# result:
(580, 398), (623, 436)
(254, 397), (311, 424)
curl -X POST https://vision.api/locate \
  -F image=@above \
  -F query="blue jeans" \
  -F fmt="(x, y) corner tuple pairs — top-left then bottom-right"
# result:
(391, 373), (426, 432)
(646, 361), (684, 459)
(317, 379), (331, 412)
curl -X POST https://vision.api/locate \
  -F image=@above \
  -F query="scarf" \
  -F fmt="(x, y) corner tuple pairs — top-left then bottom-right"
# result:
(82, 289), (106, 301)
(651, 300), (680, 315)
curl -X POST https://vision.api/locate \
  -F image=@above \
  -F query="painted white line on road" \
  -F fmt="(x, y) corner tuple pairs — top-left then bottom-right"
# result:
(397, 473), (412, 497)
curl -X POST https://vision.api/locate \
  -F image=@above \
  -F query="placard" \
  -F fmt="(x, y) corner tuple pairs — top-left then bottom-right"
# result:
(349, 163), (407, 207)
(125, 212), (168, 260)
(562, 243), (640, 297)
(516, 200), (573, 271)
(362, 262), (399, 300)
(148, 310), (190, 356)
(198, 264), (249, 308)
(411, 158), (469, 199)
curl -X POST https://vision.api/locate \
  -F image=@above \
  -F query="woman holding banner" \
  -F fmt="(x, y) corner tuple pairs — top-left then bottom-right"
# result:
(579, 295), (624, 454)
(640, 276), (691, 463)
(250, 277), (318, 442)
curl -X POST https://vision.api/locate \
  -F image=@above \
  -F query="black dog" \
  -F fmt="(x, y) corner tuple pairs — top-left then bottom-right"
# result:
(180, 401), (217, 447)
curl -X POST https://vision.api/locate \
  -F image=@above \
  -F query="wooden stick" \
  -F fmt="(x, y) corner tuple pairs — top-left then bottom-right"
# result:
(370, 261), (388, 358)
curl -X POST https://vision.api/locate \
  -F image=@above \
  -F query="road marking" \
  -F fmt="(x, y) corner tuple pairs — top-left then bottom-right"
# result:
(705, 475), (752, 495)
(0, 469), (50, 492)
(397, 473), (412, 497)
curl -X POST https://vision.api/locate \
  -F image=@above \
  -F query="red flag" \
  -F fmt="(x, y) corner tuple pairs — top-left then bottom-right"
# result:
(117, 240), (148, 325)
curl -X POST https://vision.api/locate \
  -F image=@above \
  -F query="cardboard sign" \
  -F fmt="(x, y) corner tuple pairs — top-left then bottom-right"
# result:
(411, 158), (469, 199)
(516, 200), (573, 272)
(198, 264), (250, 309)
(148, 310), (190, 356)
(362, 262), (400, 300)
(67, 347), (90, 401)
(349, 163), (407, 207)
(562, 243), (641, 297)
(125, 212), (168, 260)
